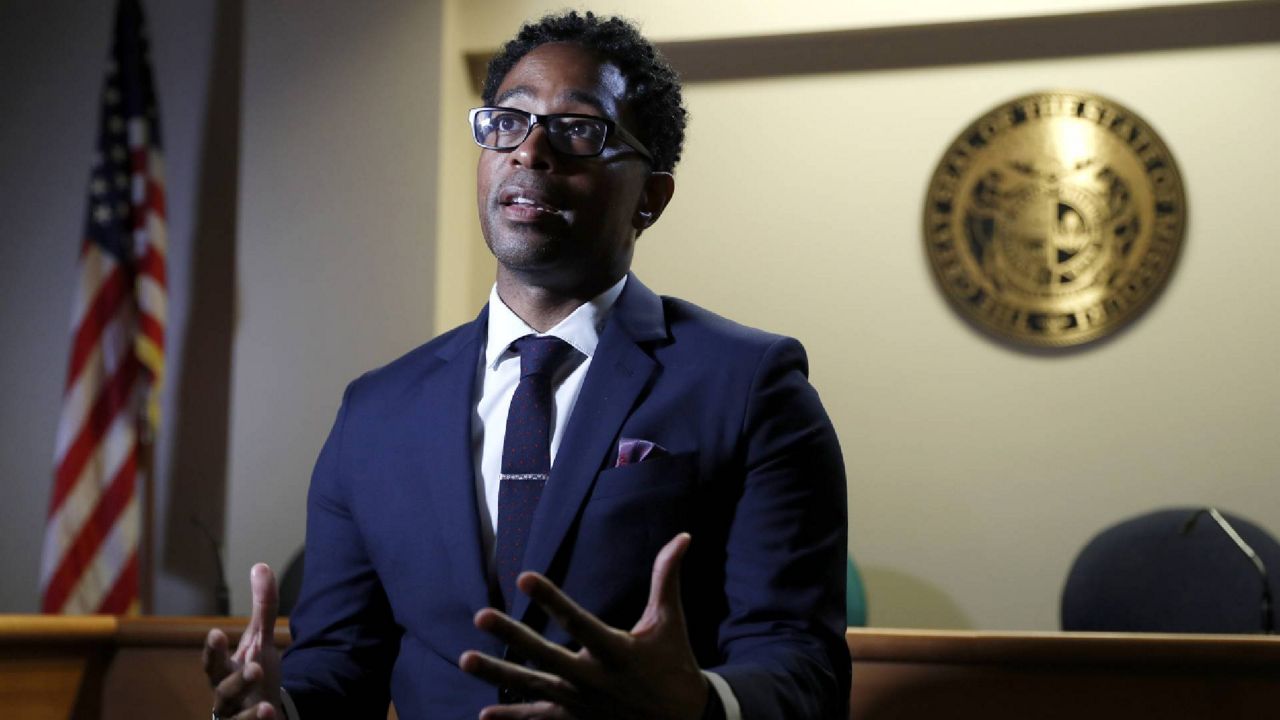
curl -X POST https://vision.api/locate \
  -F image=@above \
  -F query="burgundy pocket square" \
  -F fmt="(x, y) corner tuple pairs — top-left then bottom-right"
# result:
(615, 438), (669, 467)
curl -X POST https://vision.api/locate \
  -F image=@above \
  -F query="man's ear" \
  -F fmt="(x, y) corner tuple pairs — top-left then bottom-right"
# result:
(632, 171), (676, 233)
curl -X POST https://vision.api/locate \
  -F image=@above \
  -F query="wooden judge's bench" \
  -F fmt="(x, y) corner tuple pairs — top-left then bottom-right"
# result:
(2, 616), (1277, 719)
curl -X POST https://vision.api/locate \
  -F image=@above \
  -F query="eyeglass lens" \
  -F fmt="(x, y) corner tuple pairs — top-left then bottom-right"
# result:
(474, 109), (609, 156)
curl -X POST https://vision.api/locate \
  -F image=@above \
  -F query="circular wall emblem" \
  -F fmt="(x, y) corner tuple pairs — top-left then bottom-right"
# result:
(923, 91), (1186, 348)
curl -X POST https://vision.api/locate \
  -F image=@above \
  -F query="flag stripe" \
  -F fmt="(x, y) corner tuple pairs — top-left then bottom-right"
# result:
(69, 242), (114, 330)
(137, 272), (166, 324)
(42, 447), (137, 613)
(65, 264), (129, 391)
(66, 496), (141, 614)
(148, 180), (167, 222)
(55, 307), (132, 463)
(55, 328), (108, 463)
(97, 550), (140, 615)
(137, 245), (167, 292)
(42, 406), (135, 587)
(50, 357), (138, 516)
(139, 312), (164, 352)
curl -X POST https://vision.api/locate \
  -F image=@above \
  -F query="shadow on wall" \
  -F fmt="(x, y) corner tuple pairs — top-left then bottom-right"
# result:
(160, 0), (242, 614)
(861, 566), (973, 629)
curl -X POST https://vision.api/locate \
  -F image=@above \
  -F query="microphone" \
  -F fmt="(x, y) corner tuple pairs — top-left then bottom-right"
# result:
(192, 515), (231, 616)
(1181, 508), (1274, 634)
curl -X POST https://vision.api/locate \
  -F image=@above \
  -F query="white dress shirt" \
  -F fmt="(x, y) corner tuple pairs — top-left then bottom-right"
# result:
(471, 276), (626, 564)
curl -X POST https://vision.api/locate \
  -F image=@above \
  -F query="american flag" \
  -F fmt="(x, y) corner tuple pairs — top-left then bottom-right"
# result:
(40, 0), (167, 615)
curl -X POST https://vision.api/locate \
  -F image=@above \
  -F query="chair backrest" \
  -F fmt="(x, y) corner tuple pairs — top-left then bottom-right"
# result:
(846, 555), (868, 627)
(278, 548), (305, 617)
(1061, 507), (1280, 633)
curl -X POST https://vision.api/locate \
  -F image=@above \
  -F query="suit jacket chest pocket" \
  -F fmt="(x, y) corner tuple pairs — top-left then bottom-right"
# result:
(589, 451), (697, 500)
(580, 452), (697, 561)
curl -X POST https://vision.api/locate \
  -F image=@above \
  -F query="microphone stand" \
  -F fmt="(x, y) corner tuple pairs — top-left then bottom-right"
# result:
(192, 515), (231, 616)
(1182, 507), (1274, 634)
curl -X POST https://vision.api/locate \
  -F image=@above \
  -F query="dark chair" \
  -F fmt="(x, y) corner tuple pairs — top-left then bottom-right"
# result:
(1062, 507), (1280, 633)
(846, 554), (868, 627)
(278, 548), (305, 617)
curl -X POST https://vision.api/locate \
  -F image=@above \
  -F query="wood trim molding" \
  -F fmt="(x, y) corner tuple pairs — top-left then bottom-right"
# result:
(0, 615), (115, 644)
(0, 614), (291, 648)
(465, 0), (1280, 92)
(846, 627), (1280, 668)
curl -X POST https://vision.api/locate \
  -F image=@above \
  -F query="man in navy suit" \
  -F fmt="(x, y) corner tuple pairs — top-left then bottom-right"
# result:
(205, 12), (848, 719)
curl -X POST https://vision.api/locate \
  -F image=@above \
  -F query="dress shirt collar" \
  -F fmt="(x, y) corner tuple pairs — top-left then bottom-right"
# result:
(484, 275), (628, 370)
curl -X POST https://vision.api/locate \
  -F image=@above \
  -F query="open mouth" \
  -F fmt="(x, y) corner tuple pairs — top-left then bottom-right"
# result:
(499, 187), (562, 216)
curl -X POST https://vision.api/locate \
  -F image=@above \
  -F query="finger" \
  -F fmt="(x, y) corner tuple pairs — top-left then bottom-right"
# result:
(232, 563), (278, 664)
(229, 702), (277, 720)
(251, 563), (279, 638)
(203, 628), (235, 686)
(212, 662), (265, 716)
(644, 533), (692, 625)
(473, 608), (580, 679)
(248, 563), (279, 658)
(517, 572), (624, 664)
(459, 650), (578, 706)
(479, 700), (571, 719)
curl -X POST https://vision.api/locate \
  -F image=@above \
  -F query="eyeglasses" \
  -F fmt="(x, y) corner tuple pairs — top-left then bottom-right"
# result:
(469, 106), (653, 164)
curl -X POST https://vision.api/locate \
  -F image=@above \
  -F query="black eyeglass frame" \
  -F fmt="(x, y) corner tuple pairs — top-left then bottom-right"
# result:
(469, 106), (653, 164)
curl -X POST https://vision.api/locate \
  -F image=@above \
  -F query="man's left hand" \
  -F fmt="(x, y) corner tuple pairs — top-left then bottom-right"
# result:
(460, 532), (709, 720)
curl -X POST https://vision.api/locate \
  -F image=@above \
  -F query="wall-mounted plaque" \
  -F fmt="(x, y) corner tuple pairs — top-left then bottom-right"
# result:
(923, 91), (1186, 348)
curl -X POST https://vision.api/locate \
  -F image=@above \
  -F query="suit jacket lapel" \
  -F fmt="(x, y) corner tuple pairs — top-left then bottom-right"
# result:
(512, 276), (668, 622)
(416, 307), (491, 613)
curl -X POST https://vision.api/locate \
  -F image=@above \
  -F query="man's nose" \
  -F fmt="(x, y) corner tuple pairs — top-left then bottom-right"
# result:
(511, 124), (555, 170)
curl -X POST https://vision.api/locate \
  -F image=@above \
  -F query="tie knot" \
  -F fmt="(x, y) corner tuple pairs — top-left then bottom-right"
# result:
(511, 335), (577, 379)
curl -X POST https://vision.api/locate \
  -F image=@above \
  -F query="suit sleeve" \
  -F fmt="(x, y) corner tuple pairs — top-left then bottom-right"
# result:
(711, 336), (851, 719)
(280, 382), (401, 716)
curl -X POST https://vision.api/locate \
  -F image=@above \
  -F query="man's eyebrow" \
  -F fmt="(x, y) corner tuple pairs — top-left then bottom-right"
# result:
(562, 90), (608, 116)
(494, 86), (534, 106)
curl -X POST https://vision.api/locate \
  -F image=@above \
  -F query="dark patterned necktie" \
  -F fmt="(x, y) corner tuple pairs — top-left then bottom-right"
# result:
(494, 334), (577, 610)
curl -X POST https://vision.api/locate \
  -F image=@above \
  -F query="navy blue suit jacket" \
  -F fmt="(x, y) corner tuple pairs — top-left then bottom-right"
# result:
(282, 275), (850, 719)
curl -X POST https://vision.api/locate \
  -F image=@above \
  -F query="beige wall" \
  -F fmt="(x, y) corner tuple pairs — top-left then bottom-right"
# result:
(647, 44), (1280, 630)
(456, 0), (1227, 44)
(225, 0), (442, 613)
(440, 1), (1280, 629)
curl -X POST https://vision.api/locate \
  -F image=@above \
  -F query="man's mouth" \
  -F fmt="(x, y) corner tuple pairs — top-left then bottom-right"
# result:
(499, 187), (562, 217)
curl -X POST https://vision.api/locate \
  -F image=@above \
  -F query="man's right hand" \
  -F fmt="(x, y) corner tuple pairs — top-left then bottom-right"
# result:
(203, 563), (285, 719)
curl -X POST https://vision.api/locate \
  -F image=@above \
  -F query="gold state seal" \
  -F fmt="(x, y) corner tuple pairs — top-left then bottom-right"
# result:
(923, 91), (1186, 348)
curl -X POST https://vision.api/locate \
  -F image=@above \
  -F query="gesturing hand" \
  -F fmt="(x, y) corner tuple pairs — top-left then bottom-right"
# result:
(203, 563), (284, 719)
(460, 533), (709, 720)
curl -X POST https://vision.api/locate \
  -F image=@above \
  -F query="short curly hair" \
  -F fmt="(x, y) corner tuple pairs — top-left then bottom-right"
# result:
(482, 11), (688, 173)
